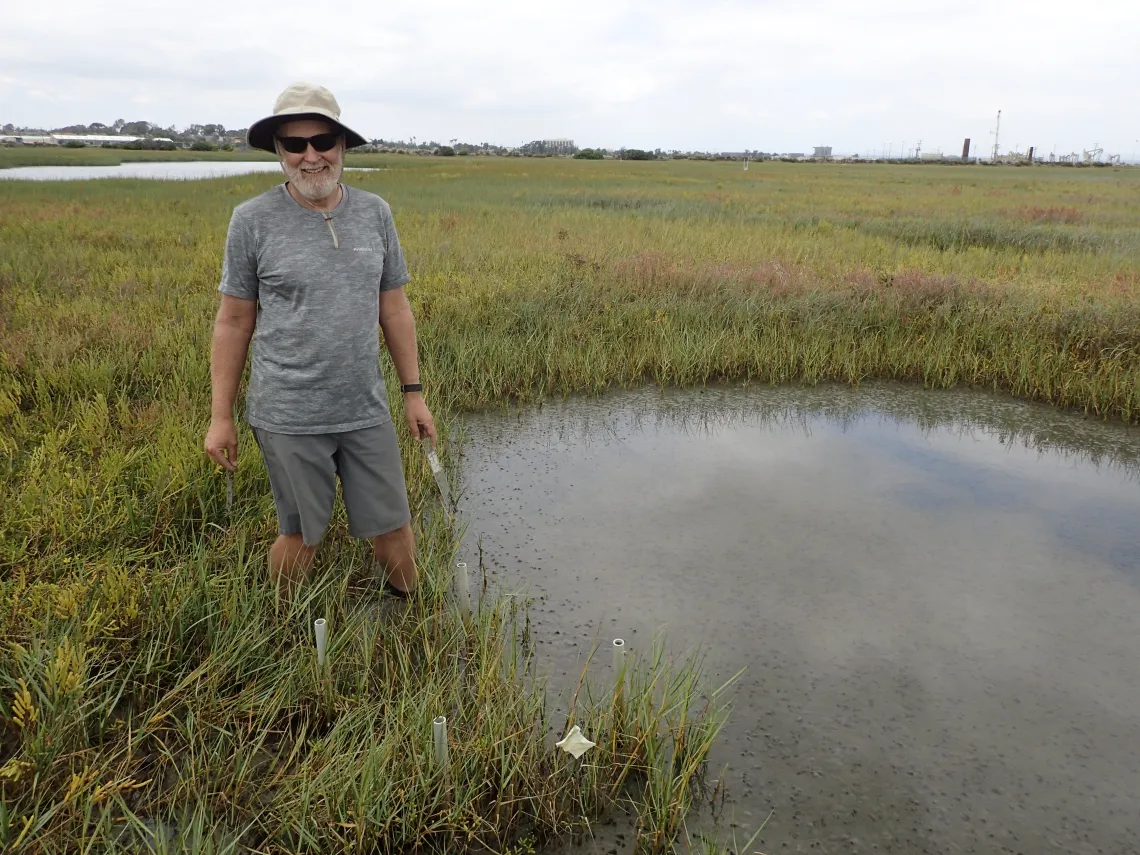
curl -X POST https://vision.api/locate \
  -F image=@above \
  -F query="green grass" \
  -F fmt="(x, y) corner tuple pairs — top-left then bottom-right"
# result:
(1, 156), (1138, 852)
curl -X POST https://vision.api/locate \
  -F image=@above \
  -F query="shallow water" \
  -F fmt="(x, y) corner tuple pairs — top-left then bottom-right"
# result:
(0, 161), (380, 180)
(456, 383), (1140, 854)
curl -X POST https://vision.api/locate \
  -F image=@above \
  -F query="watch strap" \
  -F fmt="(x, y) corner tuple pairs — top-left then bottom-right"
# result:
(401, 383), (424, 393)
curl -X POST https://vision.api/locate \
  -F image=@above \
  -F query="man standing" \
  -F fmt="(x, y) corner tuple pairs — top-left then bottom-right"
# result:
(204, 82), (434, 597)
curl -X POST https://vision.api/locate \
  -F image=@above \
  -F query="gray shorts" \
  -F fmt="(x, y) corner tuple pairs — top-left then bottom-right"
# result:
(252, 421), (411, 547)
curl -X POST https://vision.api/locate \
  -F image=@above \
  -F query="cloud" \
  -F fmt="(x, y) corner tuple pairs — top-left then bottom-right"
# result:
(1, 0), (1136, 155)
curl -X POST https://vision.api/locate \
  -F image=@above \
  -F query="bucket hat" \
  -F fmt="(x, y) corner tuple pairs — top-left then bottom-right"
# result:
(247, 82), (368, 153)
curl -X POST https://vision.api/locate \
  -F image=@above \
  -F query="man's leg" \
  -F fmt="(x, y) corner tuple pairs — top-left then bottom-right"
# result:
(336, 423), (416, 594)
(269, 533), (318, 598)
(371, 523), (417, 593)
(253, 427), (337, 600)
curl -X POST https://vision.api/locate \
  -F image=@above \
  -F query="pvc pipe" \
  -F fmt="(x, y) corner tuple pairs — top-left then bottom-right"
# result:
(433, 715), (449, 770)
(612, 638), (626, 673)
(454, 561), (471, 616)
(314, 618), (328, 668)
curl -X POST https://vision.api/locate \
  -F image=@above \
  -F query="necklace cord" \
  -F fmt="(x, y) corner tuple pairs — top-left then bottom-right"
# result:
(290, 183), (342, 248)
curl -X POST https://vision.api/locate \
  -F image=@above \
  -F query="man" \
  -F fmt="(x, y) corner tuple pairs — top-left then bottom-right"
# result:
(204, 82), (435, 597)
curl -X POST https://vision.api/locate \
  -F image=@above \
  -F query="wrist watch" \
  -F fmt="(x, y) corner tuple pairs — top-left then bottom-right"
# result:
(401, 383), (423, 393)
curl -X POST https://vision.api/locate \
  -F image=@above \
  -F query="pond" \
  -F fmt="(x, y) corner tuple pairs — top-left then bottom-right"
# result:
(0, 161), (381, 180)
(456, 382), (1140, 854)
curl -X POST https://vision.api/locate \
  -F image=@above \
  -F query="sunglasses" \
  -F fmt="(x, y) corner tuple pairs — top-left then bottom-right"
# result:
(275, 132), (342, 154)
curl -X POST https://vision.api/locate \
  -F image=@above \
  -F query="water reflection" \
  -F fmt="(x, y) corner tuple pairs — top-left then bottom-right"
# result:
(461, 382), (1140, 480)
(457, 381), (1140, 854)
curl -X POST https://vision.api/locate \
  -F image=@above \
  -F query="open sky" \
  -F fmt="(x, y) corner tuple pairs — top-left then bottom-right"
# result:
(2, 0), (1136, 158)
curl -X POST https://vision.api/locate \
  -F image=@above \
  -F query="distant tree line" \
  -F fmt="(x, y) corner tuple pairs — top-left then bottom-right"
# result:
(2, 120), (857, 162)
(1, 120), (247, 146)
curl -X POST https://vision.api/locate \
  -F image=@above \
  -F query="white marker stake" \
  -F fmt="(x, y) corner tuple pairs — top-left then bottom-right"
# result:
(613, 638), (626, 693)
(455, 561), (471, 617)
(433, 715), (449, 770)
(314, 618), (328, 668)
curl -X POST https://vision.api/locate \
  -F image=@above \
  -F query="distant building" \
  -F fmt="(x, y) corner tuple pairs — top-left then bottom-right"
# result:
(51, 134), (174, 146)
(519, 138), (576, 156)
(813, 146), (832, 158)
(1, 135), (57, 145)
(783, 153), (805, 159)
(541, 138), (575, 155)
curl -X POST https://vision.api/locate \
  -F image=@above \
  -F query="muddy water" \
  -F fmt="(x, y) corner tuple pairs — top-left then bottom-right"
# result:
(454, 383), (1140, 855)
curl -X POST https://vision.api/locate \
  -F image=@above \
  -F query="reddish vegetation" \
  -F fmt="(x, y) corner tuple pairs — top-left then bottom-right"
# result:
(608, 252), (808, 297)
(1016, 205), (1083, 224)
(1111, 270), (1138, 295)
(602, 253), (992, 307)
(843, 267), (980, 303)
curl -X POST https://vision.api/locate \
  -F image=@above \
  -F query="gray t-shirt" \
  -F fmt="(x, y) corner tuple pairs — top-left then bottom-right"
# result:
(218, 183), (410, 434)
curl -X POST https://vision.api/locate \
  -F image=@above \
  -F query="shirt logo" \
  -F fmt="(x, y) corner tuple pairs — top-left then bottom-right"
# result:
(353, 247), (375, 252)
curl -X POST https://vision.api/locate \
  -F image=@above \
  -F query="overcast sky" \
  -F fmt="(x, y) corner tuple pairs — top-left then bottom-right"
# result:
(2, 0), (1136, 157)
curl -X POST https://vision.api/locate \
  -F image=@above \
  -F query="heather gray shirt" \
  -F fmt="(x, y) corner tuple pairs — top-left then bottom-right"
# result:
(218, 183), (410, 434)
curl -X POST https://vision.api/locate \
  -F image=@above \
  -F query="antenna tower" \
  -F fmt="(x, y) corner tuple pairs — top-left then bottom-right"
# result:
(991, 110), (1001, 160)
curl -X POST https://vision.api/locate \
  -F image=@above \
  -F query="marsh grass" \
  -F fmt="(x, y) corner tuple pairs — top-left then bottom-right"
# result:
(2, 156), (1139, 852)
(1, 518), (735, 853)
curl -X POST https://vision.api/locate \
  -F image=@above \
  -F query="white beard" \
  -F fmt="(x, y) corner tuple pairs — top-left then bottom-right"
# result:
(281, 158), (343, 201)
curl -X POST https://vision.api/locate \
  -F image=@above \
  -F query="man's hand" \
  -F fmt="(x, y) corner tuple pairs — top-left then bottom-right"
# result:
(205, 417), (239, 471)
(404, 393), (437, 447)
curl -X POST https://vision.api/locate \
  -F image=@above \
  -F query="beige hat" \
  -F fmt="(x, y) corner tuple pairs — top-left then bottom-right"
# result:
(247, 82), (367, 153)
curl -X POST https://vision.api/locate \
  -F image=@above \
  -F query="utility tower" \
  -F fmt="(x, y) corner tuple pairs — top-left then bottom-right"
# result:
(991, 110), (1001, 160)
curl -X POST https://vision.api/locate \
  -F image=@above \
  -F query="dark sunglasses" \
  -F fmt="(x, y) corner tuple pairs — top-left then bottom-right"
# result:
(275, 132), (342, 154)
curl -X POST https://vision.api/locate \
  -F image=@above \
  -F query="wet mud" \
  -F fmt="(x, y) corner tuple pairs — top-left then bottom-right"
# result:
(455, 383), (1140, 854)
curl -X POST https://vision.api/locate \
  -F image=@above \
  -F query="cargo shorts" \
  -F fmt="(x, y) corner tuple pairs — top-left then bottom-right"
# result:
(251, 420), (412, 547)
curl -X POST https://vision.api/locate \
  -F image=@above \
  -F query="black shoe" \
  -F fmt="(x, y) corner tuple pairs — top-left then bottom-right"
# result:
(383, 581), (413, 599)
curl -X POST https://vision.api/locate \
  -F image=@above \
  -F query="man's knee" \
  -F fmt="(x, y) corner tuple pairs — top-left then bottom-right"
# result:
(370, 523), (413, 557)
(276, 532), (318, 547)
(370, 523), (409, 543)
(273, 533), (319, 563)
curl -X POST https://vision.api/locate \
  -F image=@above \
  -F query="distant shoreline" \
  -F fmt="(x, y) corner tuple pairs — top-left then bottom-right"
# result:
(3, 145), (1133, 171)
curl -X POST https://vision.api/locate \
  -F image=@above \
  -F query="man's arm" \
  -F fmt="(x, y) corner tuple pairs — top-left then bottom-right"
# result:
(205, 294), (257, 470)
(379, 287), (419, 387)
(379, 287), (436, 444)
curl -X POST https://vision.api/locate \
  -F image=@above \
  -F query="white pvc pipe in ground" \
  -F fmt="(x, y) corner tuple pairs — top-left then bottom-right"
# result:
(612, 638), (626, 672)
(613, 638), (626, 693)
(314, 618), (328, 668)
(454, 561), (471, 617)
(433, 715), (449, 770)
